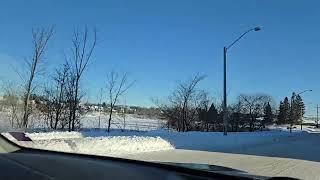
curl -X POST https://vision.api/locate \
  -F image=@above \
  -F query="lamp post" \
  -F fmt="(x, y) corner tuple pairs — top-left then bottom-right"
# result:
(223, 27), (261, 135)
(316, 105), (319, 128)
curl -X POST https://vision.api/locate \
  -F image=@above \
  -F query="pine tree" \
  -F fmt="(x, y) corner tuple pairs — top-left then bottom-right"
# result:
(295, 95), (305, 129)
(198, 108), (208, 131)
(283, 97), (290, 124)
(207, 103), (218, 131)
(277, 101), (286, 124)
(263, 102), (273, 126)
(290, 92), (301, 125)
(296, 95), (305, 119)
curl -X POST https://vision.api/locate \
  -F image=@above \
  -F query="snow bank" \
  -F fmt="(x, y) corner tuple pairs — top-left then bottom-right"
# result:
(73, 136), (174, 156)
(26, 131), (83, 140)
(3, 131), (174, 156)
(28, 136), (174, 156)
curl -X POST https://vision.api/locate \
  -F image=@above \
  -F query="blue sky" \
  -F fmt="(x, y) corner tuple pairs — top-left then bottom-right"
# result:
(0, 0), (319, 115)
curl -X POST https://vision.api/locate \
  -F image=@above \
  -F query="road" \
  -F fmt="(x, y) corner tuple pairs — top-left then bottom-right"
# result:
(124, 133), (320, 179)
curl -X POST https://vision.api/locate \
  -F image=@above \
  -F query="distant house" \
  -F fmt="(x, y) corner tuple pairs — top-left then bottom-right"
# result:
(118, 107), (135, 114)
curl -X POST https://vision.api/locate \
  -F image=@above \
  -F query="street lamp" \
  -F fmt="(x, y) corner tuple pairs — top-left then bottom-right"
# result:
(297, 89), (312, 95)
(290, 89), (312, 132)
(223, 27), (261, 136)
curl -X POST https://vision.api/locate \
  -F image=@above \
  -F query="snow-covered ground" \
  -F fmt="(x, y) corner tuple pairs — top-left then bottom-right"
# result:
(27, 136), (174, 157)
(26, 131), (83, 140)
(3, 131), (174, 156)
(2, 110), (316, 157)
(3, 111), (320, 179)
(268, 124), (320, 133)
(3, 127), (306, 158)
(0, 111), (167, 132)
(81, 112), (166, 131)
(2, 111), (320, 179)
(1, 111), (174, 156)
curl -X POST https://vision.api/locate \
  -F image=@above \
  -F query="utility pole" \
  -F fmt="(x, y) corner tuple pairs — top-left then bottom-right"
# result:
(290, 95), (293, 133)
(317, 105), (319, 128)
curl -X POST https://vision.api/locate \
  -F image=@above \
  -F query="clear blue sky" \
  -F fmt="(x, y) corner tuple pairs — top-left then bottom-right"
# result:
(0, 0), (319, 115)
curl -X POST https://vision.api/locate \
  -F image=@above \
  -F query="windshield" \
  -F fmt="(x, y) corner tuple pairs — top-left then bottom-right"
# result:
(0, 0), (319, 179)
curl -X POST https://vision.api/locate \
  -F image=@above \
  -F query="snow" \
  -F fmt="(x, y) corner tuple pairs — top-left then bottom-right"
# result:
(26, 131), (83, 140)
(144, 130), (304, 152)
(268, 124), (320, 133)
(2, 128), (305, 158)
(0, 111), (167, 132)
(0, 111), (174, 156)
(80, 112), (166, 131)
(3, 131), (174, 157)
(26, 136), (174, 156)
(2, 110), (319, 179)
(0, 111), (313, 158)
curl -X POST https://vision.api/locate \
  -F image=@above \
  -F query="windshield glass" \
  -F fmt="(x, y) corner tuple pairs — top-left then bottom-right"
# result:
(0, 0), (319, 179)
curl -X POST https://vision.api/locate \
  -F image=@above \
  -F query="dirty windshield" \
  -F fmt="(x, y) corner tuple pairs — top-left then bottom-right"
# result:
(0, 1), (319, 179)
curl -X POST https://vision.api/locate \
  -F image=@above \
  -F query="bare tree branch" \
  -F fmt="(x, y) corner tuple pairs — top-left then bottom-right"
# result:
(106, 70), (135, 132)
(21, 26), (54, 128)
(66, 27), (97, 131)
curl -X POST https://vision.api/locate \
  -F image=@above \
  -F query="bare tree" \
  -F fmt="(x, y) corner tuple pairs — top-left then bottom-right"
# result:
(106, 71), (134, 132)
(42, 86), (55, 128)
(2, 82), (22, 128)
(195, 91), (208, 131)
(120, 96), (127, 131)
(238, 94), (272, 131)
(67, 27), (97, 131)
(65, 70), (76, 131)
(175, 74), (205, 131)
(229, 100), (243, 132)
(156, 74), (206, 132)
(97, 88), (103, 129)
(32, 63), (69, 130)
(52, 63), (69, 129)
(22, 27), (54, 128)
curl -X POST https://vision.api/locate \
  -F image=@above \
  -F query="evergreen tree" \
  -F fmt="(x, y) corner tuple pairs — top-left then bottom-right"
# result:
(295, 95), (305, 129)
(290, 92), (300, 125)
(263, 102), (273, 126)
(296, 95), (305, 119)
(198, 108), (208, 131)
(207, 103), (218, 131)
(277, 101), (286, 124)
(283, 97), (290, 124)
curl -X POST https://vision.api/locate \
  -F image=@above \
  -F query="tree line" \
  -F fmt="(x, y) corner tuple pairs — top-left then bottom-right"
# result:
(154, 74), (274, 132)
(156, 74), (306, 132)
(277, 93), (305, 130)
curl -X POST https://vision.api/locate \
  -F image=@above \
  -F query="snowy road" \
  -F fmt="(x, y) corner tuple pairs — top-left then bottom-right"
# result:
(123, 133), (320, 179)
